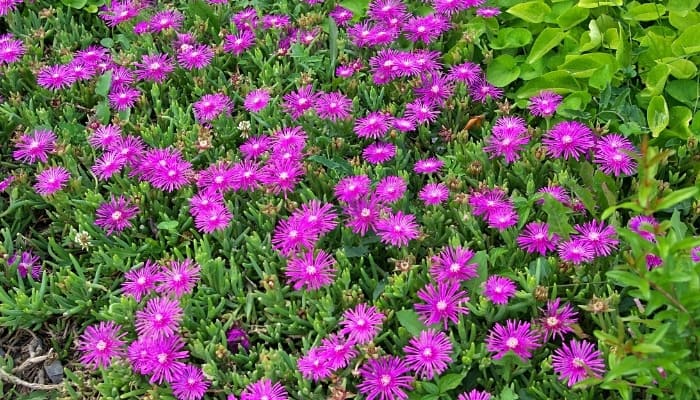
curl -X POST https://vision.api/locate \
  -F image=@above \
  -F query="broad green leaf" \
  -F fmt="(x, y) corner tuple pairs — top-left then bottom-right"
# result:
(654, 186), (699, 211)
(95, 71), (112, 98)
(490, 28), (532, 49)
(631, 343), (664, 354)
(328, 17), (338, 74)
(516, 70), (580, 98)
(561, 52), (618, 78)
(667, 0), (700, 14)
(588, 64), (612, 90)
(61, 0), (88, 8)
(526, 28), (565, 64)
(665, 79), (700, 107)
(342, 245), (368, 258)
(664, 106), (694, 138)
(157, 220), (179, 230)
(507, 1), (551, 23)
(189, 0), (220, 31)
(308, 155), (353, 176)
(577, 0), (622, 8)
(671, 23), (700, 55)
(666, 58), (697, 79)
(647, 96), (669, 137)
(437, 373), (465, 392)
(340, 0), (370, 18)
(486, 55), (521, 87)
(396, 309), (427, 336)
(556, 6), (589, 29)
(100, 37), (114, 48)
(624, 3), (667, 21)
(642, 64), (670, 96)
(95, 101), (111, 124)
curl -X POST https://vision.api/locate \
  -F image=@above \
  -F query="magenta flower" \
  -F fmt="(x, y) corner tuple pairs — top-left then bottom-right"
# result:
(77, 321), (126, 369)
(134, 53), (174, 83)
(376, 211), (420, 247)
(486, 207), (519, 231)
(227, 327), (250, 351)
(536, 185), (570, 206)
(260, 158), (304, 195)
(414, 157), (444, 174)
(483, 116), (530, 164)
(193, 93), (233, 123)
(517, 222), (560, 255)
(292, 200), (338, 235)
(458, 389), (492, 400)
(127, 338), (152, 375)
(13, 129), (56, 164)
(486, 319), (539, 361)
(95, 195), (139, 235)
(469, 187), (509, 217)
(315, 91), (353, 121)
(552, 339), (605, 386)
(393, 117), (416, 132)
(135, 297), (183, 339)
(158, 259), (201, 298)
(335, 175), (371, 203)
(172, 365), (210, 400)
(285, 250), (337, 290)
(297, 347), (333, 381)
(99, 1), (141, 26)
(375, 176), (407, 204)
(363, 142), (397, 164)
(263, 14), (291, 29)
(415, 73), (454, 106)
(483, 275), (517, 305)
(573, 220), (618, 257)
(240, 135), (272, 159)
(319, 333), (358, 370)
(34, 166), (70, 196)
(542, 121), (595, 160)
(419, 183), (449, 206)
(558, 239), (596, 264)
(272, 217), (318, 256)
(282, 85), (317, 119)
(0, 34), (25, 64)
(529, 90), (562, 118)
(404, 329), (453, 379)
(92, 152), (126, 180)
(240, 378), (288, 400)
(37, 65), (76, 90)
(109, 87), (141, 111)
(628, 215), (659, 243)
(145, 335), (189, 384)
(594, 134), (638, 176)
(404, 99), (440, 124)
(368, 0), (408, 24)
(330, 5), (354, 26)
(137, 148), (193, 192)
(470, 78), (503, 103)
(149, 10), (184, 33)
(476, 7), (501, 17)
(433, 0), (475, 15)
(538, 298), (578, 341)
(8, 250), (41, 279)
(0, 175), (14, 192)
(339, 303), (385, 344)
(430, 246), (478, 283)
(88, 124), (121, 150)
(415, 282), (470, 329)
(358, 356), (413, 400)
(223, 30), (256, 55)
(344, 195), (383, 236)
(122, 260), (162, 302)
(112, 135), (145, 166)
(197, 163), (236, 193)
(177, 43), (215, 70)
(403, 14), (451, 44)
(354, 111), (393, 139)
(244, 88), (271, 112)
(448, 61), (482, 85)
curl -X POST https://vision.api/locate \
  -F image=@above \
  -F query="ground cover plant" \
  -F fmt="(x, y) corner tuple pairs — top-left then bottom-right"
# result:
(0, 0), (699, 399)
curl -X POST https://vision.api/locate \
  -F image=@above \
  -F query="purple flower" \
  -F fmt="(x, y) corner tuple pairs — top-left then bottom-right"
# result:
(403, 329), (453, 379)
(483, 275), (517, 305)
(263, 14), (291, 29)
(227, 327), (250, 351)
(109, 87), (141, 111)
(91, 152), (126, 180)
(542, 121), (595, 160)
(344, 195), (383, 236)
(271, 216), (318, 256)
(404, 99), (440, 124)
(528, 90), (562, 118)
(354, 111), (393, 139)
(134, 53), (174, 83)
(315, 91), (353, 121)
(469, 187), (509, 217)
(319, 333), (357, 370)
(259, 159), (304, 195)
(37, 65), (76, 90)
(483, 116), (529, 164)
(476, 7), (501, 17)
(172, 365), (210, 400)
(330, 5), (354, 26)
(0, 175), (14, 192)
(363, 142), (397, 164)
(486, 207), (519, 231)
(136, 148), (193, 192)
(376, 211), (420, 247)
(594, 134), (638, 176)
(244, 88), (271, 113)
(135, 297), (183, 339)
(13, 129), (56, 164)
(414, 157), (444, 174)
(448, 61), (482, 85)
(8, 250), (42, 279)
(197, 162), (237, 193)
(368, 0), (408, 24)
(149, 10), (184, 33)
(0, 34), (24, 64)
(538, 298), (578, 341)
(291, 200), (338, 235)
(430, 246), (478, 283)
(415, 282), (470, 329)
(419, 183), (449, 206)
(282, 85), (317, 119)
(34, 166), (70, 196)
(223, 30), (256, 55)
(240, 135), (272, 159)
(375, 176), (407, 204)
(692, 246), (700, 263)
(285, 250), (337, 290)
(157, 259), (201, 298)
(552, 339), (605, 386)
(77, 321), (126, 369)
(193, 93), (233, 123)
(628, 215), (659, 243)
(89, 124), (122, 150)
(469, 78), (503, 103)
(122, 260), (162, 302)
(403, 14), (451, 44)
(99, 1), (141, 26)
(357, 356), (414, 400)
(517, 222), (560, 255)
(458, 389), (492, 400)
(240, 378), (288, 400)
(536, 185), (570, 206)
(177, 43), (215, 70)
(486, 320), (539, 361)
(335, 175), (371, 203)
(339, 303), (385, 344)
(297, 347), (333, 381)
(573, 220), (618, 257)
(145, 335), (189, 384)
(558, 239), (596, 265)
(95, 195), (139, 235)
(415, 73), (454, 106)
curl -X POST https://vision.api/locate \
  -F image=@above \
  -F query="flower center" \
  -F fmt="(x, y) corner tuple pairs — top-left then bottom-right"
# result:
(361, 208), (371, 217)
(95, 340), (107, 351)
(157, 353), (168, 364)
(436, 300), (447, 311)
(506, 337), (519, 349)
(562, 135), (572, 144)
(305, 265), (317, 274)
(422, 348), (433, 357)
(572, 357), (586, 368)
(546, 316), (559, 327)
(380, 374), (392, 386)
(111, 211), (122, 220)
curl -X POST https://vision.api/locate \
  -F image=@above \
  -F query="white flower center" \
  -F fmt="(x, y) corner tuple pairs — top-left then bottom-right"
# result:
(436, 300), (447, 311)
(506, 337), (519, 349)
(111, 211), (122, 220)
(96, 340), (107, 351)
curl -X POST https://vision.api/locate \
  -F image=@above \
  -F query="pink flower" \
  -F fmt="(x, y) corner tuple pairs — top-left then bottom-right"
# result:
(240, 379), (288, 400)
(558, 239), (596, 265)
(476, 7), (501, 18)
(339, 303), (385, 344)
(193, 93), (233, 123)
(418, 183), (449, 206)
(177, 43), (214, 70)
(458, 389), (492, 400)
(136, 148), (193, 192)
(375, 211), (420, 247)
(243, 88), (271, 112)
(89, 124), (122, 150)
(157, 259), (201, 298)
(413, 157), (443, 174)
(291, 200), (338, 235)
(37, 65), (76, 90)
(552, 339), (605, 386)
(260, 158), (304, 195)
(223, 30), (256, 55)
(469, 78), (503, 103)
(319, 333), (357, 370)
(528, 90), (562, 117)
(404, 99), (439, 124)
(272, 217), (318, 256)
(354, 111), (393, 139)
(282, 85), (317, 119)
(91, 152), (126, 180)
(239, 135), (271, 159)
(144, 335), (189, 384)
(315, 91), (353, 121)
(95, 195), (139, 235)
(483, 116), (529, 164)
(415, 282), (470, 329)
(335, 175), (371, 203)
(403, 14), (451, 44)
(149, 10), (184, 33)
(374, 176), (407, 204)
(8, 250), (42, 279)
(0, 34), (25, 64)
(537, 298), (578, 341)
(404, 329), (453, 379)
(134, 53), (174, 83)
(486, 319), (539, 360)
(122, 260), (162, 302)
(573, 220), (618, 257)
(109, 87), (141, 111)
(363, 142), (396, 164)
(358, 356), (413, 400)
(330, 5), (354, 26)
(172, 365), (210, 400)
(344, 195), (383, 236)
(285, 250), (337, 290)
(448, 61), (482, 85)
(517, 222), (560, 255)
(430, 246), (478, 283)
(34, 166), (70, 196)
(483, 275), (517, 305)
(542, 121), (595, 160)
(13, 129), (56, 164)
(415, 73), (454, 106)
(77, 321), (126, 369)
(297, 347), (332, 381)
(135, 297), (183, 339)
(594, 134), (638, 176)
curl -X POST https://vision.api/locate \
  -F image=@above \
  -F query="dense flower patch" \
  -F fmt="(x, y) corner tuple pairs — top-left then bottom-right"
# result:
(1, 0), (699, 399)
